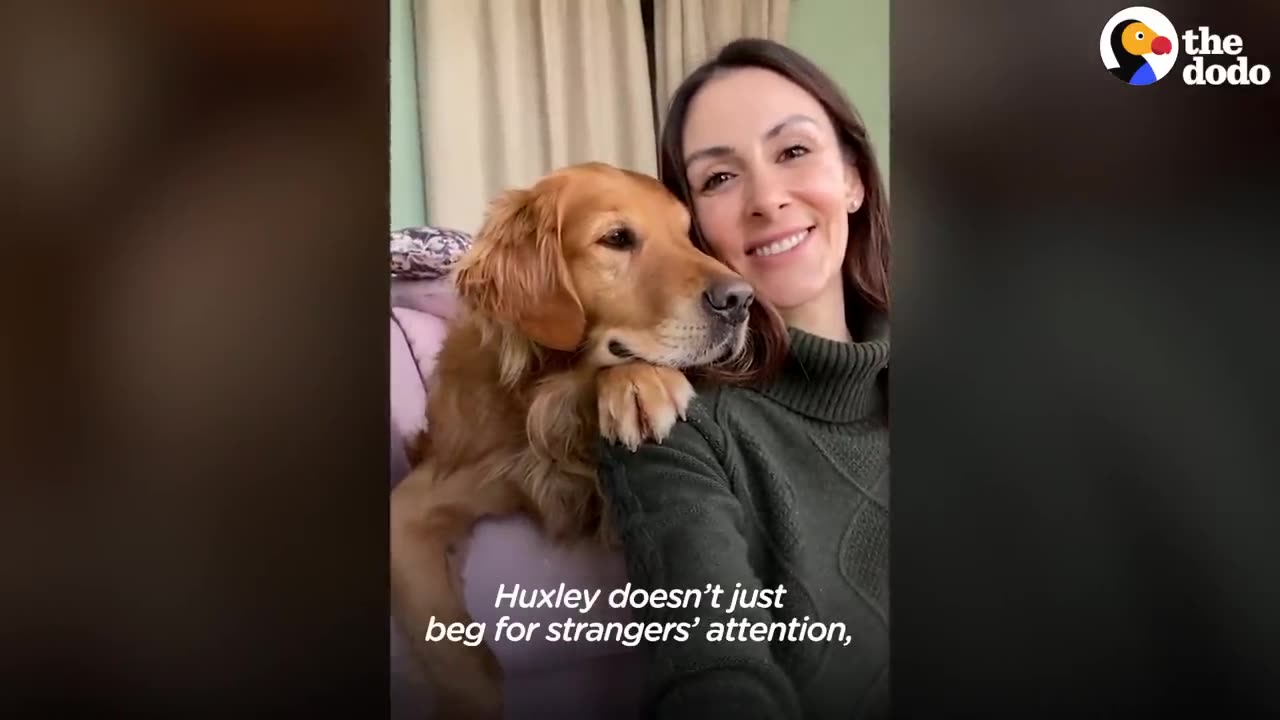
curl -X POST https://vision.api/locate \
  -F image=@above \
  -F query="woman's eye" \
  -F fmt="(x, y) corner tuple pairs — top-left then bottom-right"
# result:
(779, 145), (810, 161)
(701, 172), (732, 192)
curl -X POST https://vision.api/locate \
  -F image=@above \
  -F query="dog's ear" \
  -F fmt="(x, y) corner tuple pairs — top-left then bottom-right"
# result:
(453, 183), (586, 352)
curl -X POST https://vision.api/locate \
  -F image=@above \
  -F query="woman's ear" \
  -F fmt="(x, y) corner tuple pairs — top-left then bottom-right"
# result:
(452, 184), (586, 352)
(844, 163), (866, 214)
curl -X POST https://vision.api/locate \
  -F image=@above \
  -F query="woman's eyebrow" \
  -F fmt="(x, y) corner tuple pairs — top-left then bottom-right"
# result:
(684, 145), (732, 167)
(684, 114), (820, 167)
(764, 114), (819, 140)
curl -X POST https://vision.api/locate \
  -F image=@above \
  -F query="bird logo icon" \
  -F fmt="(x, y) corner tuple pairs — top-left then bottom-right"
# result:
(1100, 7), (1179, 85)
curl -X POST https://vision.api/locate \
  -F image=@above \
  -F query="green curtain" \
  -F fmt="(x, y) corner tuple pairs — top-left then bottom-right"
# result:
(390, 0), (426, 229)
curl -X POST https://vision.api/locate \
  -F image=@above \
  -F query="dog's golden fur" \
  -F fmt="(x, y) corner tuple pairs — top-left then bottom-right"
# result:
(389, 162), (754, 719)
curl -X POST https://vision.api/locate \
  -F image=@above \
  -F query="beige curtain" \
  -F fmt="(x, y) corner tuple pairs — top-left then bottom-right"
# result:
(652, 0), (791, 123)
(414, 0), (657, 235)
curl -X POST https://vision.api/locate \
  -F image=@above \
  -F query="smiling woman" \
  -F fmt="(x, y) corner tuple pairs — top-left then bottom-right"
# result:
(682, 85), (866, 338)
(597, 38), (892, 720)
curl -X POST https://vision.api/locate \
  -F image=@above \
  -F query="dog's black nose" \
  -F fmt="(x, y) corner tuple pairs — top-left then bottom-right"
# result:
(703, 279), (755, 321)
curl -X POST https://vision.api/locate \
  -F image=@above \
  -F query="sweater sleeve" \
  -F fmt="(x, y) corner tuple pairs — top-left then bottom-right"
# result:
(597, 409), (804, 720)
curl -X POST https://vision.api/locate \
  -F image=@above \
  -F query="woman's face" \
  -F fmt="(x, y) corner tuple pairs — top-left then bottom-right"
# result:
(681, 67), (863, 314)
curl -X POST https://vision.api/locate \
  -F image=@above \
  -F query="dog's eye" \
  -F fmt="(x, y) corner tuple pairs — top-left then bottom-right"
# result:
(599, 227), (637, 250)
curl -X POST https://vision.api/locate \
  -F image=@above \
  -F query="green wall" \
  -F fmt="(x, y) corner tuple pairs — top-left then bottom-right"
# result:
(788, 0), (890, 176)
(389, 0), (425, 229)
(388, 0), (890, 227)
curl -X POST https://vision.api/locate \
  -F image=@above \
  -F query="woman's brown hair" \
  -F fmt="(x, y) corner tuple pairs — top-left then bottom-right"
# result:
(660, 37), (891, 387)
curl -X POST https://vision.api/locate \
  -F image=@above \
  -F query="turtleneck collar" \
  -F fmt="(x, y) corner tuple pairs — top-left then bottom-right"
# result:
(756, 314), (890, 423)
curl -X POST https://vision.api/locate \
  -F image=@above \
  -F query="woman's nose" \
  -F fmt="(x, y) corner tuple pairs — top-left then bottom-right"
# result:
(745, 169), (790, 217)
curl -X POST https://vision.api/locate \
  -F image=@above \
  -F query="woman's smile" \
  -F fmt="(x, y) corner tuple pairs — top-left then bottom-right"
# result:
(746, 226), (815, 259)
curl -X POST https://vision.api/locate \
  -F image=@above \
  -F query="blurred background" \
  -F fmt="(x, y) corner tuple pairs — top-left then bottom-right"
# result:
(1, 0), (390, 712)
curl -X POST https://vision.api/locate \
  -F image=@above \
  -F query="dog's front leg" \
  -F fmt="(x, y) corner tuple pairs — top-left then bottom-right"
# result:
(390, 461), (517, 720)
(596, 362), (696, 451)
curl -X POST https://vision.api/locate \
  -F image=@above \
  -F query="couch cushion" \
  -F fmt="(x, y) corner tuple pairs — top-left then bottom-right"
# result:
(454, 515), (640, 675)
(391, 307), (449, 391)
(391, 277), (459, 320)
(501, 649), (643, 719)
(390, 314), (429, 450)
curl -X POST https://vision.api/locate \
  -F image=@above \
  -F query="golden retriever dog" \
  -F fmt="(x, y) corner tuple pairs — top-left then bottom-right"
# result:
(389, 162), (755, 718)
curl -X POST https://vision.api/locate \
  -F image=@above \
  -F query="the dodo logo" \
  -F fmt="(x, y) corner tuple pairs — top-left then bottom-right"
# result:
(1101, 7), (1178, 85)
(1101, 6), (1272, 87)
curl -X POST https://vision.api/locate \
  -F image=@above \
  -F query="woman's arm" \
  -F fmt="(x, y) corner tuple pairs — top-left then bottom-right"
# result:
(598, 407), (803, 720)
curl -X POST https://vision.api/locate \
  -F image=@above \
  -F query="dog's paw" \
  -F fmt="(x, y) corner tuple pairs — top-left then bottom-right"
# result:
(597, 363), (695, 451)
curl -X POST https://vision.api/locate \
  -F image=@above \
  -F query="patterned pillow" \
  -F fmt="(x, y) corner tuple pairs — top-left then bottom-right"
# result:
(390, 225), (473, 280)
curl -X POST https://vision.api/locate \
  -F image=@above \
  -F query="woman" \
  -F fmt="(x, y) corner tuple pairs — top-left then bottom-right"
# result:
(598, 38), (890, 720)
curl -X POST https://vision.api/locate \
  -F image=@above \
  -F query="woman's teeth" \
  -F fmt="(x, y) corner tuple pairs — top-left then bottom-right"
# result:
(750, 228), (809, 257)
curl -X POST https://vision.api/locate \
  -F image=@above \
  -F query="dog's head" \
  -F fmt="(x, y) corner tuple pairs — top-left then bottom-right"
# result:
(453, 162), (752, 370)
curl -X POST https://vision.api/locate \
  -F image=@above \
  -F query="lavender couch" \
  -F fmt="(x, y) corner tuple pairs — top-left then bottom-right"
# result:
(389, 276), (645, 719)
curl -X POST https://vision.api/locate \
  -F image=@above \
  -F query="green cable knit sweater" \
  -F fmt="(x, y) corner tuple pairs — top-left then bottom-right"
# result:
(599, 320), (890, 720)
